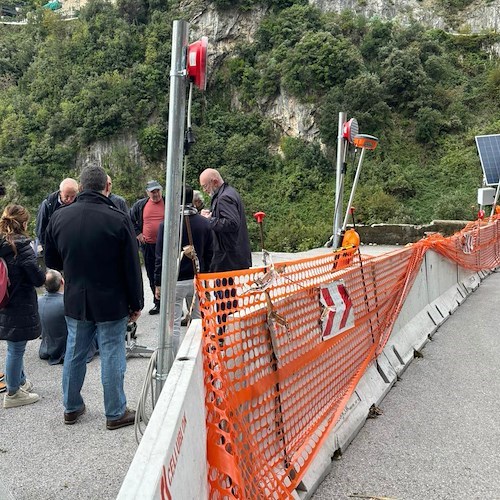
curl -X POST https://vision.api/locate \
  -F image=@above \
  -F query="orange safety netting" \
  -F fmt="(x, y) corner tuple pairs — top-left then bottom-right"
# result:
(196, 217), (500, 499)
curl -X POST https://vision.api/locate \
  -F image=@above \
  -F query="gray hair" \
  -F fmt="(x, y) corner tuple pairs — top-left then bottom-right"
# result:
(80, 166), (107, 192)
(45, 269), (63, 293)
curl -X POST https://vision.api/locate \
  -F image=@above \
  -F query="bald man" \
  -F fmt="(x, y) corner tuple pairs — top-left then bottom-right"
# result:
(36, 178), (79, 250)
(199, 168), (251, 272)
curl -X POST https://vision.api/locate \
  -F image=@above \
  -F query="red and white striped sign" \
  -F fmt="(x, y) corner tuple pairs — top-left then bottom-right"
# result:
(319, 281), (354, 341)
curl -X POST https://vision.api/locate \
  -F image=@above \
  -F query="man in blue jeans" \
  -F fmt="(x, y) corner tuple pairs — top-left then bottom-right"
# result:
(45, 165), (144, 429)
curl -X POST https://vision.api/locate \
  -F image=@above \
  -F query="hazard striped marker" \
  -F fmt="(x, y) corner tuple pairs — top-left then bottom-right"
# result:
(320, 281), (355, 341)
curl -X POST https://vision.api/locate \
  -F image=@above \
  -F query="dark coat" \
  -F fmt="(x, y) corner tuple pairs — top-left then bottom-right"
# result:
(209, 183), (252, 272)
(0, 236), (46, 342)
(38, 292), (67, 364)
(35, 191), (63, 247)
(154, 206), (213, 285)
(109, 193), (129, 213)
(44, 190), (144, 322)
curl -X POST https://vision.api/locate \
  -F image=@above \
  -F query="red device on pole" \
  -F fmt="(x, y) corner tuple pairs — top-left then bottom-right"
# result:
(254, 211), (265, 224)
(186, 36), (208, 90)
(254, 211), (267, 265)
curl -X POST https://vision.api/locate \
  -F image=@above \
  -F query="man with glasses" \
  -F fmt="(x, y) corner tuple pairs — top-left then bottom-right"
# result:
(35, 178), (79, 252)
(199, 168), (251, 272)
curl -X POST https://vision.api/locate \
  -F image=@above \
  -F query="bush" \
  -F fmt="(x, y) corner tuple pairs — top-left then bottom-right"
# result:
(138, 124), (166, 160)
(432, 189), (475, 220)
(283, 31), (363, 96)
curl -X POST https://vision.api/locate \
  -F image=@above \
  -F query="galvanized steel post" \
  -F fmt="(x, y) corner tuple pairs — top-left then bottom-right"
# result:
(332, 111), (347, 249)
(156, 20), (189, 400)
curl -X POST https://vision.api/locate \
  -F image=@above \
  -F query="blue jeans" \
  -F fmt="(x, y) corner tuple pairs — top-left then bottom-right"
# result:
(5, 340), (28, 394)
(63, 316), (128, 420)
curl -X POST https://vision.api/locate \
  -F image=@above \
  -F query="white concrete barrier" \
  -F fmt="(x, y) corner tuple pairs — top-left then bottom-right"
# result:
(294, 251), (486, 499)
(119, 250), (489, 499)
(117, 320), (207, 500)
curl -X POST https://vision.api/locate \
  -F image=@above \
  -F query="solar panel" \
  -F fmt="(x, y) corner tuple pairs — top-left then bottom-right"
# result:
(476, 134), (500, 186)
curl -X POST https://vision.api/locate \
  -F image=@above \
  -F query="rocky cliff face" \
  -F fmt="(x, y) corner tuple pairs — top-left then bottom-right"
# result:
(313, 0), (447, 29)
(81, 0), (500, 161)
(76, 133), (141, 170)
(184, 0), (500, 144)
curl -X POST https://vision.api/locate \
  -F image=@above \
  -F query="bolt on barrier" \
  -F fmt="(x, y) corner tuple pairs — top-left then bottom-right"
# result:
(196, 216), (500, 499)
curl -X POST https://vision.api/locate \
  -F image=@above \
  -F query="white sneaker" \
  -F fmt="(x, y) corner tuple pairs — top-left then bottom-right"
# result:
(3, 388), (40, 408)
(20, 379), (33, 392)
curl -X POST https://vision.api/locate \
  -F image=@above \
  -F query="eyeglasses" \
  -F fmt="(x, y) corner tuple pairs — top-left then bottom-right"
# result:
(201, 180), (211, 190)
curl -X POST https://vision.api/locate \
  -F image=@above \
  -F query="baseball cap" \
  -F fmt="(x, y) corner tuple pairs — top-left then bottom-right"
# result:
(146, 180), (162, 192)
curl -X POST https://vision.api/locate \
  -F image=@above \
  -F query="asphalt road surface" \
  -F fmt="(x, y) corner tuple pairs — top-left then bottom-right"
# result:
(313, 270), (500, 500)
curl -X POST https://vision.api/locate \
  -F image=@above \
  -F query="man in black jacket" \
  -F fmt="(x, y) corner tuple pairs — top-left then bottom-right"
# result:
(35, 178), (79, 250)
(154, 185), (213, 355)
(199, 169), (252, 342)
(45, 165), (144, 430)
(199, 168), (252, 272)
(130, 180), (165, 315)
(105, 175), (128, 213)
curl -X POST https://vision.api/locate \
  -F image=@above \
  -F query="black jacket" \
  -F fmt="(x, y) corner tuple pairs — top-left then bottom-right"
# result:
(209, 183), (252, 272)
(44, 190), (144, 322)
(109, 193), (129, 213)
(0, 236), (46, 341)
(35, 191), (63, 247)
(154, 206), (213, 285)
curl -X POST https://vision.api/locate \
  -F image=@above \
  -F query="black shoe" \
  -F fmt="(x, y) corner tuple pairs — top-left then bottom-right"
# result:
(106, 408), (136, 430)
(180, 316), (189, 326)
(64, 404), (86, 425)
(148, 305), (160, 315)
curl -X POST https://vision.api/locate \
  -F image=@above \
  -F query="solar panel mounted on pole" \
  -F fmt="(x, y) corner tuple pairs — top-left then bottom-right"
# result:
(475, 134), (500, 186)
(476, 134), (500, 215)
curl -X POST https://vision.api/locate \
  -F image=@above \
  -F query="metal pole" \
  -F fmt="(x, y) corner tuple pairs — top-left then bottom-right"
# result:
(342, 148), (366, 232)
(491, 183), (500, 216)
(332, 112), (347, 249)
(156, 19), (189, 400)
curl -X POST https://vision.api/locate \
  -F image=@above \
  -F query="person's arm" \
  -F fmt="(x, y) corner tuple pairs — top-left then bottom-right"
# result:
(20, 245), (46, 287)
(209, 196), (240, 233)
(130, 201), (146, 243)
(35, 200), (49, 246)
(44, 219), (63, 271)
(123, 217), (144, 314)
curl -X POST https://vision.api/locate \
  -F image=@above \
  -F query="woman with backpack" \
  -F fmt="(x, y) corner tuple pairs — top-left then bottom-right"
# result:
(0, 204), (45, 408)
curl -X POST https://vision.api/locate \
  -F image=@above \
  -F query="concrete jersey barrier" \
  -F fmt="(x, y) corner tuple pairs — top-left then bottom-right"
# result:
(118, 248), (487, 499)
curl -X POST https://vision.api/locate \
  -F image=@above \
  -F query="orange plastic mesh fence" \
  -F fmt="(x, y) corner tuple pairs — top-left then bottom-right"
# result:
(196, 218), (500, 499)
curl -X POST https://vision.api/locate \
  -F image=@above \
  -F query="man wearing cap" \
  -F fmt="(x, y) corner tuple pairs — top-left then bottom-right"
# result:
(130, 181), (165, 315)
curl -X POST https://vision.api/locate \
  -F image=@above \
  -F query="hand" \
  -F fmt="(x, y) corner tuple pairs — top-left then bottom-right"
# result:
(129, 310), (141, 322)
(154, 286), (161, 300)
(200, 209), (211, 219)
(137, 233), (146, 244)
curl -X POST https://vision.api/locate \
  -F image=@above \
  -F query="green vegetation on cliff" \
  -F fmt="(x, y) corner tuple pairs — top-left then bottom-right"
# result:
(1, 0), (499, 250)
